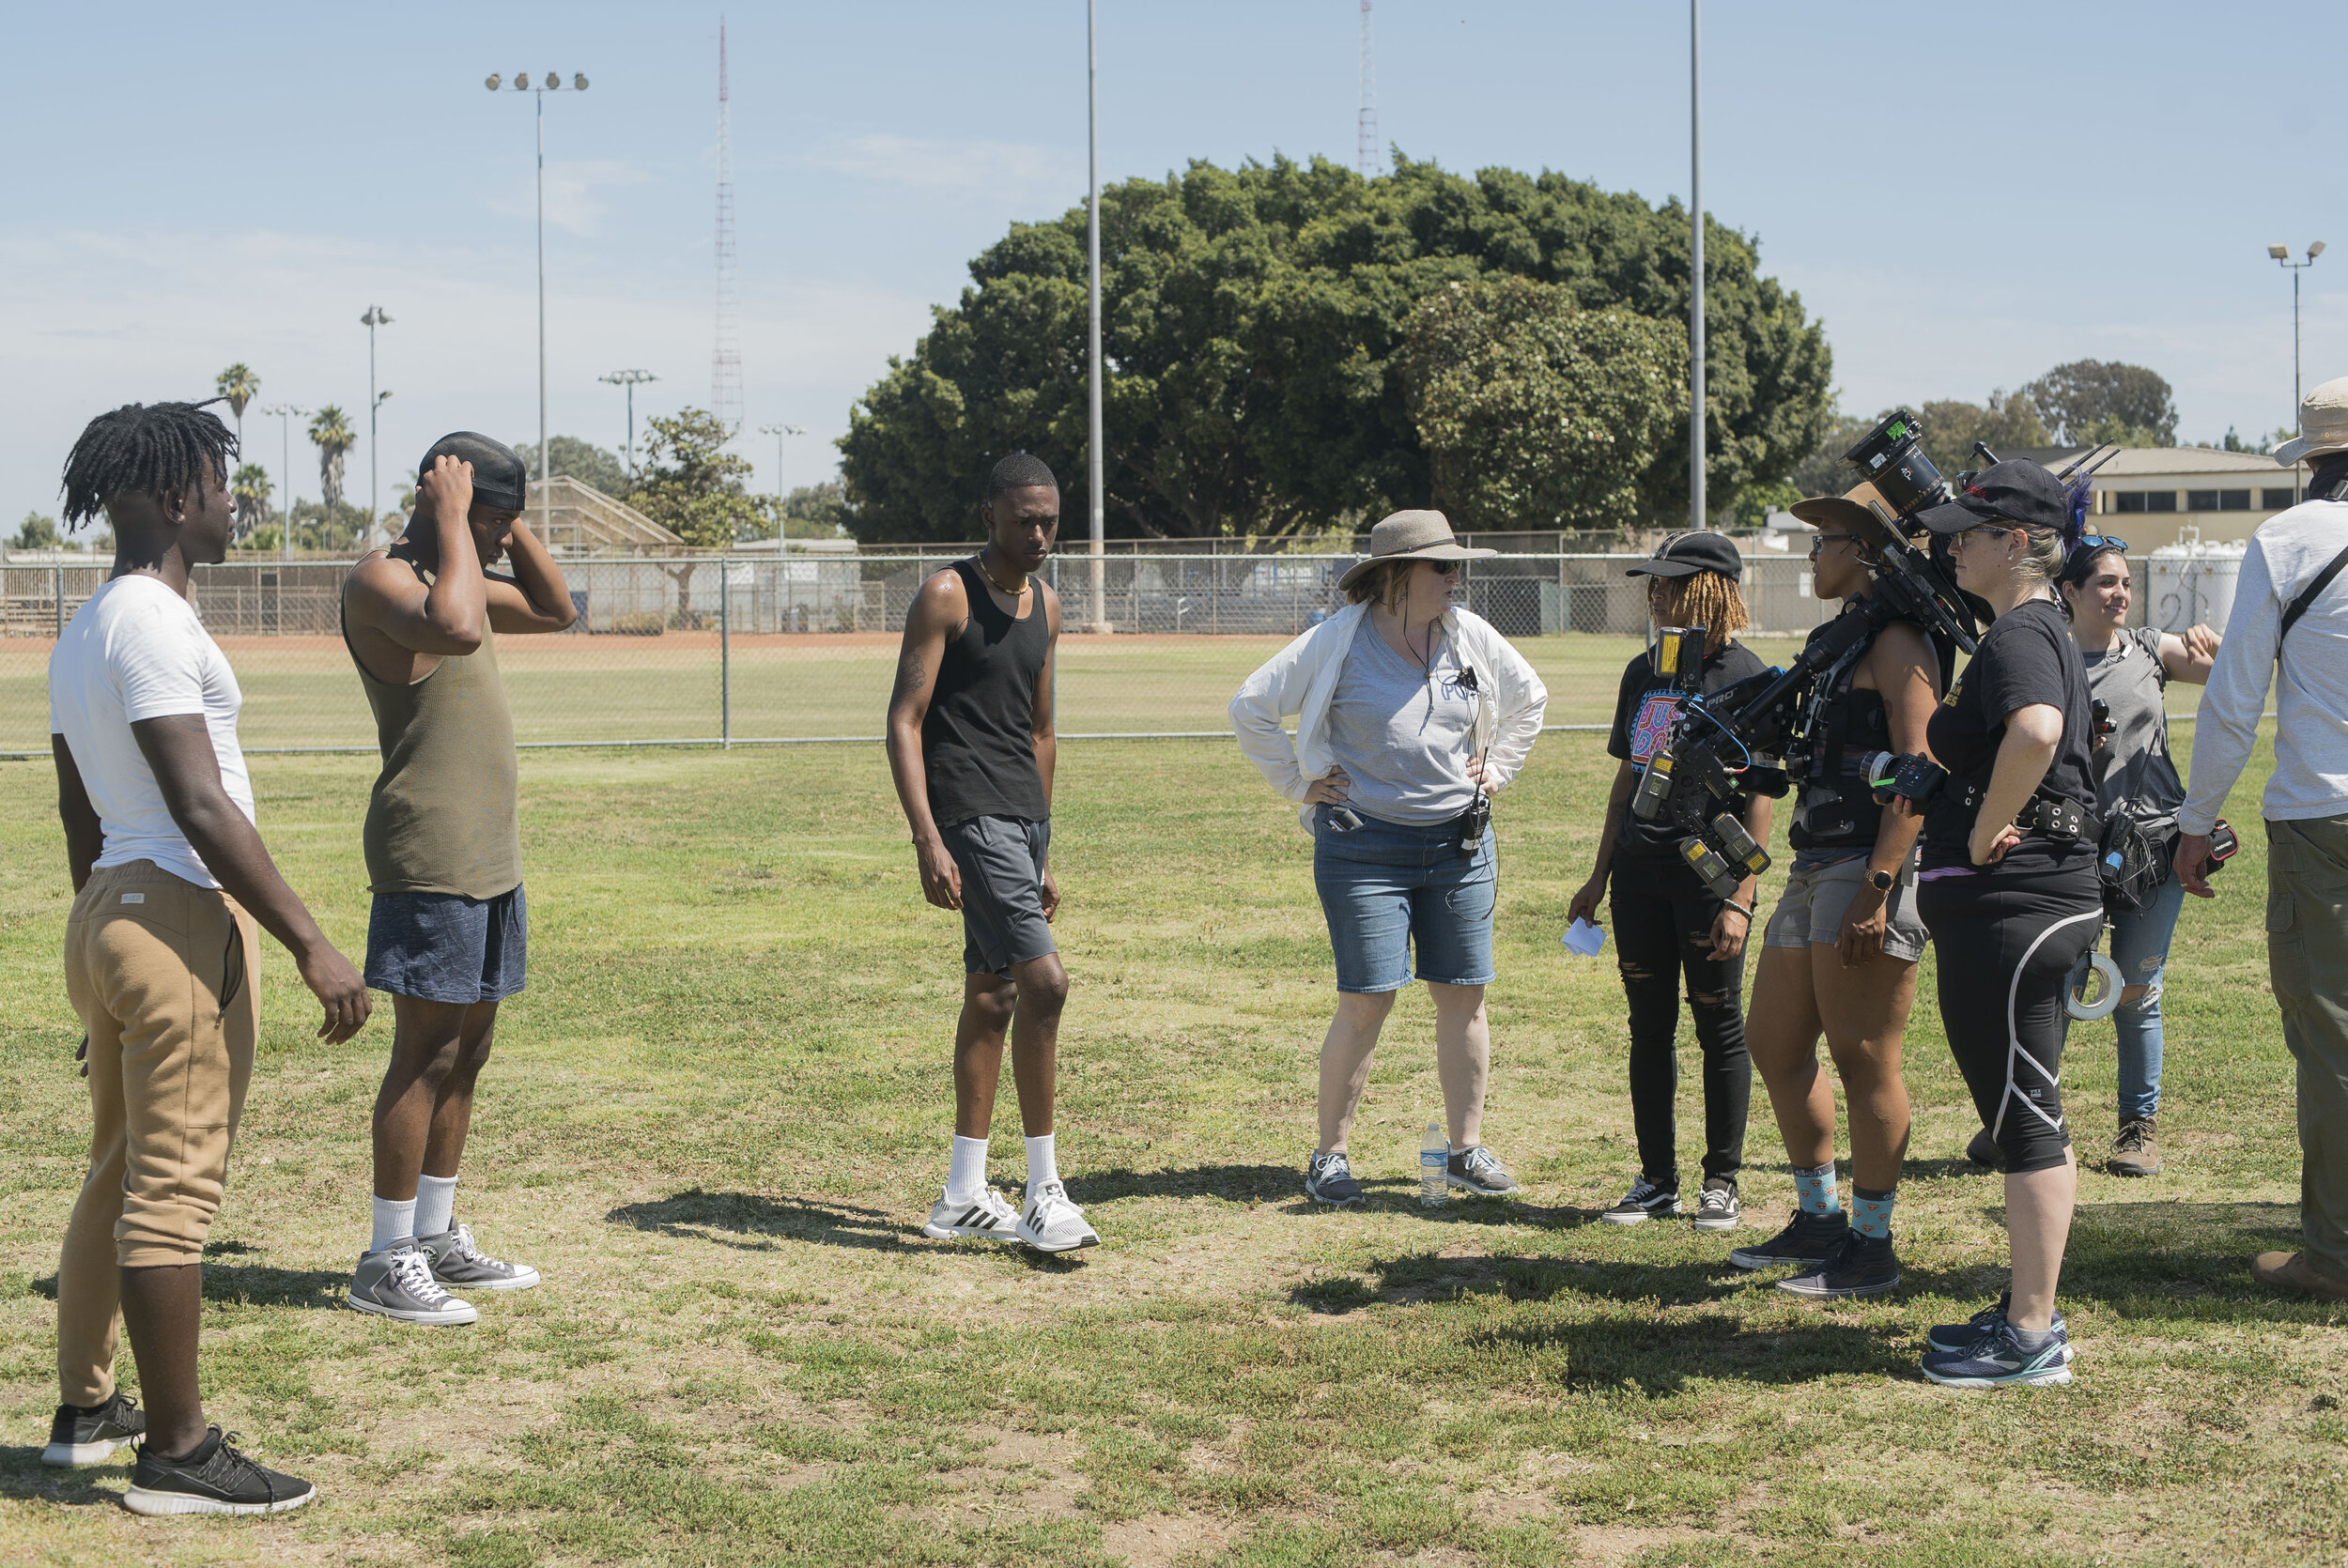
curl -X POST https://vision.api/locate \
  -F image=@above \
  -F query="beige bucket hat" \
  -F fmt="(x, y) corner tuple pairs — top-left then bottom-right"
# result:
(1336, 509), (1498, 592)
(2276, 377), (2348, 465)
(1788, 480), (1904, 537)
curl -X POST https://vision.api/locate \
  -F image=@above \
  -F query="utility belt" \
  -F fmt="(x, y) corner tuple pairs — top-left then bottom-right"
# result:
(1950, 777), (2099, 843)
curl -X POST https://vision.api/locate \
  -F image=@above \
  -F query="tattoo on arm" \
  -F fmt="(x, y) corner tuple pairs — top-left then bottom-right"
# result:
(889, 653), (930, 706)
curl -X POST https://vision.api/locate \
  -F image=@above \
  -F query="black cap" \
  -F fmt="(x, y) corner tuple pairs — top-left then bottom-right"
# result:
(417, 431), (529, 513)
(1627, 530), (1743, 582)
(1914, 459), (2071, 535)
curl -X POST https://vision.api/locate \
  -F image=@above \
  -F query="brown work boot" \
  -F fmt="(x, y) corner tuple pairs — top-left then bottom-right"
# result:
(2252, 1251), (2348, 1302)
(2109, 1117), (2161, 1177)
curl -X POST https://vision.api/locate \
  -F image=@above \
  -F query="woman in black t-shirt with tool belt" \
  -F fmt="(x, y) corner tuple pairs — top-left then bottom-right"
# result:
(1897, 461), (2102, 1390)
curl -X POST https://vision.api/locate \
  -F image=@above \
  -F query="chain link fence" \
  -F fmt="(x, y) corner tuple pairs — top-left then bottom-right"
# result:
(1, 551), (2191, 758)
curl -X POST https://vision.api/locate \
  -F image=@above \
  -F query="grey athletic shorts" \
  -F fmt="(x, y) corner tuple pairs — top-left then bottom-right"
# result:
(1763, 855), (1927, 963)
(940, 816), (1055, 976)
(365, 883), (528, 1004)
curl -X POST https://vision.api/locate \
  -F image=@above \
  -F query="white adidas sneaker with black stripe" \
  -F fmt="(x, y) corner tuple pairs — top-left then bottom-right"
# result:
(923, 1185), (1022, 1240)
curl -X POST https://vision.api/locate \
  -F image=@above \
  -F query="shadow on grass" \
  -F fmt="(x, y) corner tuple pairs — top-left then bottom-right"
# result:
(25, 1258), (351, 1311)
(1474, 1308), (1910, 1391)
(607, 1188), (927, 1253)
(0, 1447), (125, 1508)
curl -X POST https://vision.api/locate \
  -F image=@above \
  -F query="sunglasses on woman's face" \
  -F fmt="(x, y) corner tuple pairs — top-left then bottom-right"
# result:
(1808, 531), (1864, 556)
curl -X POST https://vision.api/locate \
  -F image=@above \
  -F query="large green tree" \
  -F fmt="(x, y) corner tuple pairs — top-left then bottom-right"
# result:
(517, 436), (630, 498)
(630, 409), (766, 547)
(1399, 276), (1688, 530)
(840, 153), (1833, 543)
(2024, 360), (2177, 446)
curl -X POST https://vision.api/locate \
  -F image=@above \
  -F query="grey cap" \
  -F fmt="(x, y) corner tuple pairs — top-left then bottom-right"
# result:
(418, 431), (529, 512)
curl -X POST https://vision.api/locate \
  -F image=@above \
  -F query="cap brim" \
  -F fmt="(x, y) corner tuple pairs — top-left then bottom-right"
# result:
(1625, 560), (1700, 578)
(1914, 498), (1992, 535)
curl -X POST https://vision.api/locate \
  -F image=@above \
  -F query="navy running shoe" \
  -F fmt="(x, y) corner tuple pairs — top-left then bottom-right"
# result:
(1305, 1149), (1366, 1207)
(1925, 1294), (2071, 1356)
(1777, 1231), (1900, 1299)
(1920, 1318), (2073, 1389)
(1729, 1208), (1847, 1269)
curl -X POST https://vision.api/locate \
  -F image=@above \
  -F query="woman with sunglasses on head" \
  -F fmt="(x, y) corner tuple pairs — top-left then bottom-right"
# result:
(1230, 512), (1547, 1208)
(1906, 461), (2104, 1388)
(1730, 486), (1944, 1299)
(2058, 539), (2219, 1177)
(1568, 532), (1769, 1233)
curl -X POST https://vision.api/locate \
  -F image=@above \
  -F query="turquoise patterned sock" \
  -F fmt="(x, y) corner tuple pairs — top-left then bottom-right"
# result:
(1793, 1162), (1840, 1216)
(1852, 1185), (1895, 1239)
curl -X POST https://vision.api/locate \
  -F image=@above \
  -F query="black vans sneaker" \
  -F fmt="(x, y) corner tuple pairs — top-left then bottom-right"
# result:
(1777, 1230), (1901, 1299)
(122, 1427), (317, 1516)
(1691, 1178), (1741, 1232)
(1599, 1176), (1681, 1224)
(1728, 1208), (1848, 1270)
(42, 1391), (145, 1467)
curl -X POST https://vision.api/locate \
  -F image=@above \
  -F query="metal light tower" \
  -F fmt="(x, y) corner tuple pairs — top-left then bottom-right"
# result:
(361, 305), (392, 546)
(599, 369), (658, 477)
(1086, 0), (1108, 632)
(1688, 0), (1707, 532)
(1357, 1), (1378, 177)
(758, 423), (803, 549)
(712, 21), (743, 437)
(2270, 239), (2326, 499)
(486, 68), (591, 536)
(258, 403), (310, 562)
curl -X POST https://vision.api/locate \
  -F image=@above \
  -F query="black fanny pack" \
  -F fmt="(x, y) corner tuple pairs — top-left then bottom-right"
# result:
(2095, 807), (2178, 914)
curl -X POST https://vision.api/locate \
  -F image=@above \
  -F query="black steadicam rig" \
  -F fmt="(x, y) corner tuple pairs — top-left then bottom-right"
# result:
(1626, 409), (1986, 899)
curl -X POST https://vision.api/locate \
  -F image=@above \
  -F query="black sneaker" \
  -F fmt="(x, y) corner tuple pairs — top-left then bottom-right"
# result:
(1445, 1145), (1519, 1196)
(42, 1391), (145, 1467)
(1304, 1149), (1366, 1207)
(1599, 1175), (1681, 1224)
(1691, 1178), (1741, 1232)
(1965, 1127), (2004, 1171)
(1728, 1208), (1848, 1270)
(1926, 1293), (2073, 1356)
(1777, 1230), (1901, 1299)
(122, 1427), (317, 1516)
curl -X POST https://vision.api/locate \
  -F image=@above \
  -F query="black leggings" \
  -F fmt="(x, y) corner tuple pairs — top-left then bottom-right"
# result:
(1611, 863), (1751, 1185)
(1917, 862), (2102, 1175)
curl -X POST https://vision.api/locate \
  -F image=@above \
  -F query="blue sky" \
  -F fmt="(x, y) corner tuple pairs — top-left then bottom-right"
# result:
(5, 0), (2343, 532)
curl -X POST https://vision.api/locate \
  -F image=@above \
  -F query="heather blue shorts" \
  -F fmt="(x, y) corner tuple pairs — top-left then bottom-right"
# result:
(365, 883), (528, 1005)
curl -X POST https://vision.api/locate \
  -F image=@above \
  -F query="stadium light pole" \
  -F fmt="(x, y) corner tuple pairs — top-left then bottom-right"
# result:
(600, 369), (658, 478)
(487, 69), (591, 539)
(361, 306), (392, 546)
(758, 423), (803, 550)
(1688, 0), (1706, 532)
(2270, 240), (2326, 500)
(1085, 0), (1109, 632)
(259, 403), (310, 562)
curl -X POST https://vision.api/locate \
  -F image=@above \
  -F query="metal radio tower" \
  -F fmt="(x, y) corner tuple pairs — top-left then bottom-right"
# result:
(711, 18), (743, 436)
(1356, 1), (1378, 177)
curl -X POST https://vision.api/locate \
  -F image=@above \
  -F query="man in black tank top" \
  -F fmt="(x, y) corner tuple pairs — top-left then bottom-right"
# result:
(886, 453), (1097, 1254)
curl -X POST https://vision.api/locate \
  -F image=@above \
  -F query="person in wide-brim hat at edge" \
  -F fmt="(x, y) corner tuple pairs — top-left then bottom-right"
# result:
(1229, 510), (1548, 1209)
(1567, 531), (1771, 1234)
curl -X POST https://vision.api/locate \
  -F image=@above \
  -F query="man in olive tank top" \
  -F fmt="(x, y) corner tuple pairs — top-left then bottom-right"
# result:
(886, 453), (1097, 1253)
(340, 436), (577, 1324)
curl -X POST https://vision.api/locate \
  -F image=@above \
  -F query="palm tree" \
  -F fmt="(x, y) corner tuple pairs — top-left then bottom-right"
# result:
(309, 406), (355, 515)
(230, 464), (272, 543)
(215, 363), (260, 453)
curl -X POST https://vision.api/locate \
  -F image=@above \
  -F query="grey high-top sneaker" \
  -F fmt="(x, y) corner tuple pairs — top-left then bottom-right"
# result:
(419, 1222), (541, 1291)
(348, 1239), (479, 1325)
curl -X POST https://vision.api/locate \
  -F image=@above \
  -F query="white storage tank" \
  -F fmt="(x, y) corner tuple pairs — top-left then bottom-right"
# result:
(2143, 538), (2247, 634)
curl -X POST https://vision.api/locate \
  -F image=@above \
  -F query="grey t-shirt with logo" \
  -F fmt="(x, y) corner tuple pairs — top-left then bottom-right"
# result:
(1325, 623), (1479, 825)
(2082, 625), (2185, 822)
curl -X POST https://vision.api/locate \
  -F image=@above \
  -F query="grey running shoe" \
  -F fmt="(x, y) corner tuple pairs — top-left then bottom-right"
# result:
(122, 1427), (315, 1516)
(2109, 1117), (2161, 1177)
(42, 1391), (144, 1467)
(1691, 1178), (1741, 1232)
(1729, 1208), (1848, 1270)
(923, 1185), (1022, 1240)
(1599, 1176), (1681, 1224)
(1920, 1319), (2073, 1389)
(1305, 1149), (1366, 1207)
(1017, 1179), (1100, 1253)
(1778, 1231), (1901, 1299)
(1925, 1293), (2072, 1358)
(420, 1222), (540, 1291)
(1446, 1145), (1519, 1196)
(348, 1240), (479, 1325)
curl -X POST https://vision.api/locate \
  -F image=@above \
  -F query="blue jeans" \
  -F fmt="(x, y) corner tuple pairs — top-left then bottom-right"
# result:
(1310, 805), (1497, 992)
(2109, 875), (2186, 1121)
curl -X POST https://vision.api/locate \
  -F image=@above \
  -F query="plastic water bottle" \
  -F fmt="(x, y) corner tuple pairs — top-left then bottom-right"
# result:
(1420, 1123), (1449, 1209)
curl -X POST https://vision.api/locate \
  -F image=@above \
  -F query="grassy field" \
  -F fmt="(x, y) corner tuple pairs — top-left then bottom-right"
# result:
(0, 723), (2340, 1567)
(0, 633), (1827, 755)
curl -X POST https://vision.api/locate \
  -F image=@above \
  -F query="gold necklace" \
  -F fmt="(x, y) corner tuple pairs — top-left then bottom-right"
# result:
(975, 550), (1027, 597)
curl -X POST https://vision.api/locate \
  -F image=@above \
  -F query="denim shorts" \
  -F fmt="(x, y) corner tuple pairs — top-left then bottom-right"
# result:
(365, 883), (527, 1005)
(1762, 855), (1929, 963)
(1311, 804), (1497, 992)
(939, 816), (1056, 976)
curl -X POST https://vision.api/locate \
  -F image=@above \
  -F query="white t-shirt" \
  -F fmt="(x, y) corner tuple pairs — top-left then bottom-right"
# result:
(48, 575), (256, 889)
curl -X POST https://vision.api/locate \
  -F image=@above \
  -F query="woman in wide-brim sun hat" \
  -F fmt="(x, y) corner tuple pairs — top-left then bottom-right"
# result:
(1228, 510), (1548, 1210)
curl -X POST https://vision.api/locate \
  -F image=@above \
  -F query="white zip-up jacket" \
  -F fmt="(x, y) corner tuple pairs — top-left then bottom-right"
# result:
(1228, 600), (1549, 832)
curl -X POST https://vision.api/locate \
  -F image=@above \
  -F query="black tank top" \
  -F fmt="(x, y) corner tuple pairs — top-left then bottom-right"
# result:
(1788, 619), (1892, 854)
(922, 558), (1050, 825)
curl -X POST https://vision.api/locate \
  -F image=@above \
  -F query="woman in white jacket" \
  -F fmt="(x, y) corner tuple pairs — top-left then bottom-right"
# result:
(1228, 512), (1549, 1207)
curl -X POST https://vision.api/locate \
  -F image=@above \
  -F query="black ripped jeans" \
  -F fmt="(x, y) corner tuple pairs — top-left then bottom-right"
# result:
(1610, 859), (1752, 1187)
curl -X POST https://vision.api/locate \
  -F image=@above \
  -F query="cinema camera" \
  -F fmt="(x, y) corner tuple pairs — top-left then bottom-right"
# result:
(1626, 409), (1986, 900)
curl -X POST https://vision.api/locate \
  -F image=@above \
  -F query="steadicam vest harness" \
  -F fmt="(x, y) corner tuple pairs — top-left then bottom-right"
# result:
(1788, 621), (1892, 853)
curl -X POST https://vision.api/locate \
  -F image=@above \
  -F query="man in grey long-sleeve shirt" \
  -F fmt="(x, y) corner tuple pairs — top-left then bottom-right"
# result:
(2176, 376), (2348, 1302)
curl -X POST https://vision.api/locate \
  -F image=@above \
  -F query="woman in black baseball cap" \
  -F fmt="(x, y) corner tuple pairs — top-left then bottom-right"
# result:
(1568, 532), (1769, 1234)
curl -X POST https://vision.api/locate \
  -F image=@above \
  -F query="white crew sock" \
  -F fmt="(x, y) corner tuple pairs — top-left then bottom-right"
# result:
(946, 1135), (990, 1205)
(370, 1196), (417, 1254)
(414, 1174), (458, 1239)
(1025, 1132), (1060, 1191)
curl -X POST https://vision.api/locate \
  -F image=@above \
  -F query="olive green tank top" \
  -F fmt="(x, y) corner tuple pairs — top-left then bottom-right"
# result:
(342, 558), (522, 899)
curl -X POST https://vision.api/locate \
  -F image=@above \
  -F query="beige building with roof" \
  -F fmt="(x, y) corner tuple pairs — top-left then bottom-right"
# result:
(2015, 446), (2302, 546)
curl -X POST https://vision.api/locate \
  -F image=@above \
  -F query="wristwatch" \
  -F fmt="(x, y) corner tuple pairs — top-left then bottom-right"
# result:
(1867, 868), (1897, 893)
